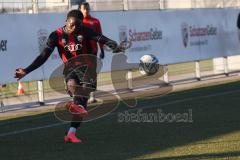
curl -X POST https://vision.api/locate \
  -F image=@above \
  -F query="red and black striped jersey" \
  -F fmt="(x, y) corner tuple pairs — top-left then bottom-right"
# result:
(83, 16), (104, 54)
(24, 25), (118, 74)
(47, 26), (100, 63)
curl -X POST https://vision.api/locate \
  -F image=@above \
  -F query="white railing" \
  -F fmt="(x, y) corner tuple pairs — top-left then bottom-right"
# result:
(0, 0), (240, 14)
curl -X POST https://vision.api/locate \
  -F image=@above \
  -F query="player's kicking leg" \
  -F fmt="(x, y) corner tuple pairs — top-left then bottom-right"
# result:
(64, 97), (88, 143)
(64, 79), (89, 143)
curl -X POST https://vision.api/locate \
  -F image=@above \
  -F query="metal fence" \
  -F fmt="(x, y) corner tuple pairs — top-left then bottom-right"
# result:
(0, 0), (240, 14)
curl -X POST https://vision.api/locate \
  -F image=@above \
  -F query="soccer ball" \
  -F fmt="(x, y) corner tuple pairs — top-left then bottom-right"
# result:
(139, 54), (159, 75)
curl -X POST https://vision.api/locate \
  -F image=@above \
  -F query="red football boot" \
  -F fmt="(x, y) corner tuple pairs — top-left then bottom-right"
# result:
(65, 102), (88, 117)
(64, 132), (82, 143)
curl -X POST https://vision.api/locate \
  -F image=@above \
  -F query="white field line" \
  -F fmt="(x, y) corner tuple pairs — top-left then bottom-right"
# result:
(0, 123), (67, 137)
(0, 89), (240, 138)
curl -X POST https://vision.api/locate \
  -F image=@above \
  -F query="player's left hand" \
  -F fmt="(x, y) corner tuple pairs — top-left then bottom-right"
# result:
(14, 68), (27, 81)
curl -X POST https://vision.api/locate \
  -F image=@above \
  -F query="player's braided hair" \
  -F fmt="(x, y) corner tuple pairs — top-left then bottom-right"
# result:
(67, 9), (83, 20)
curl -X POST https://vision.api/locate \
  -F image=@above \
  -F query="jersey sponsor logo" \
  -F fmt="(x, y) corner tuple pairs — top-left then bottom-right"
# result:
(0, 40), (7, 52)
(64, 43), (82, 52)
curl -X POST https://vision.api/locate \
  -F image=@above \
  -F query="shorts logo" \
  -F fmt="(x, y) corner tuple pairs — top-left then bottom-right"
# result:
(181, 22), (189, 48)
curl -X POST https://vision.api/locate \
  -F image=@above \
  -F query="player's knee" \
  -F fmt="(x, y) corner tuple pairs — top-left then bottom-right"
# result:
(66, 79), (78, 94)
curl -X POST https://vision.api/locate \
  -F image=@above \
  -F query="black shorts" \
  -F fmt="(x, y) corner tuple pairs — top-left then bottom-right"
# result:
(64, 65), (97, 93)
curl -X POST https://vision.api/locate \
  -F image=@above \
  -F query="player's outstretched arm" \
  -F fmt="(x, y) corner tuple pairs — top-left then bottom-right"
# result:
(24, 48), (53, 74)
(85, 26), (123, 53)
(96, 35), (125, 53)
(14, 48), (53, 80)
(14, 32), (57, 81)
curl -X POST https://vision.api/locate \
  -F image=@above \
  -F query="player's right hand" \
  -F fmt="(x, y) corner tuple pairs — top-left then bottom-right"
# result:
(112, 41), (132, 53)
(14, 68), (27, 81)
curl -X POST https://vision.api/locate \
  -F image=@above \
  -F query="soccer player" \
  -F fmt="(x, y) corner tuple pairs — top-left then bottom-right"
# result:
(14, 10), (122, 143)
(79, 2), (104, 103)
(79, 2), (105, 59)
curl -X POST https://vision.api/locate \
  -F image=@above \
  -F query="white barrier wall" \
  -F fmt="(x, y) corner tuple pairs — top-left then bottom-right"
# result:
(0, 9), (240, 84)
(0, 13), (66, 83)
